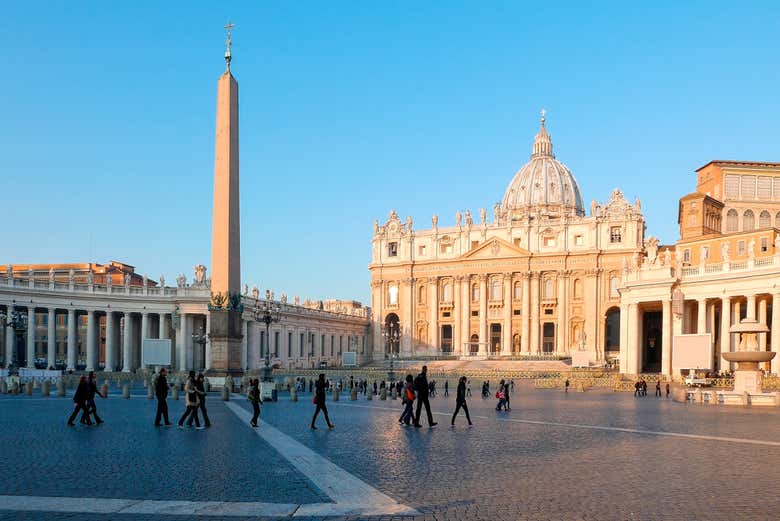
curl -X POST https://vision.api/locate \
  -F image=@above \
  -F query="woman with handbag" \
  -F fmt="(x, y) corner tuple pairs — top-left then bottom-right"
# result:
(495, 379), (507, 411)
(178, 371), (203, 429)
(398, 374), (415, 425)
(310, 373), (334, 430)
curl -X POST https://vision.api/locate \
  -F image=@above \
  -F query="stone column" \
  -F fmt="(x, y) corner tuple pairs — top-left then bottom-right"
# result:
(241, 319), (248, 370)
(141, 312), (149, 342)
(759, 298), (768, 352)
(521, 274), (530, 353)
(732, 300), (742, 354)
(460, 277), (471, 354)
(250, 321), (260, 369)
(26, 307), (35, 368)
(661, 299), (672, 376)
(67, 309), (77, 371)
(771, 293), (780, 375)
(4, 315), (14, 367)
(47, 309), (56, 370)
(697, 299), (707, 334)
(453, 276), (462, 355)
(401, 278), (414, 356)
(720, 297), (731, 372)
(429, 277), (439, 351)
(502, 273), (512, 355)
(105, 311), (115, 372)
(556, 274), (567, 354)
(371, 281), (383, 362)
(530, 273), (540, 354)
(478, 275), (488, 355)
(618, 302), (629, 372)
(205, 313), (212, 370)
(123, 312), (133, 372)
(86, 310), (97, 371)
(627, 303), (641, 374)
(158, 313), (168, 339)
(745, 295), (756, 322)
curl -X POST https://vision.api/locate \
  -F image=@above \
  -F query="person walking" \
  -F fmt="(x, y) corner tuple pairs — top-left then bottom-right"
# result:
(466, 379), (472, 397)
(413, 365), (437, 428)
(195, 373), (211, 427)
(82, 371), (104, 425)
(178, 371), (203, 429)
(565, 378), (570, 393)
(248, 378), (262, 427)
(154, 368), (172, 427)
(311, 373), (334, 430)
(444, 380), (449, 397)
(655, 381), (661, 397)
(495, 380), (507, 411)
(451, 376), (473, 426)
(503, 379), (511, 411)
(399, 374), (415, 425)
(67, 375), (91, 426)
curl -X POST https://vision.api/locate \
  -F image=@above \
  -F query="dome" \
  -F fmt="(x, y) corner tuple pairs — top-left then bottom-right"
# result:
(501, 113), (584, 220)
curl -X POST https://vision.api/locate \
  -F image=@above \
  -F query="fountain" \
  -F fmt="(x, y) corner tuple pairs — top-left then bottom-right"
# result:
(722, 317), (776, 402)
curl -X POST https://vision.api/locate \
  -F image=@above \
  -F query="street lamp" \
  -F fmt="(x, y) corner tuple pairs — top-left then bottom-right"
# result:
(0, 306), (28, 373)
(252, 299), (281, 382)
(382, 322), (401, 383)
(191, 326), (208, 371)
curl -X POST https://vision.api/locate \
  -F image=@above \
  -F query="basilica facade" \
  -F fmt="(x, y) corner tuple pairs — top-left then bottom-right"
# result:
(370, 116), (645, 365)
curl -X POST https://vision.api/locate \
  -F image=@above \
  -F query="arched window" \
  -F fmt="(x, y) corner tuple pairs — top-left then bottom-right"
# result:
(776, 212), (780, 229)
(726, 209), (739, 232)
(388, 284), (398, 306)
(442, 282), (452, 303)
(513, 281), (522, 300)
(759, 210), (771, 229)
(418, 285), (426, 305)
(573, 278), (582, 299)
(471, 283), (479, 302)
(743, 209), (755, 232)
(490, 279), (502, 300)
(610, 276), (620, 298)
(543, 279), (554, 298)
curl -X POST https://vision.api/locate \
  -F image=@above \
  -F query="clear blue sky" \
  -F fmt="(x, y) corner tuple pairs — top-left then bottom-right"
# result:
(3, 1), (779, 303)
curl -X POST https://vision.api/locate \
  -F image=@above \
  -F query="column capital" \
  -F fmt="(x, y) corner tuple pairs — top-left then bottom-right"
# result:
(427, 276), (438, 284)
(477, 274), (488, 282)
(502, 272), (513, 280)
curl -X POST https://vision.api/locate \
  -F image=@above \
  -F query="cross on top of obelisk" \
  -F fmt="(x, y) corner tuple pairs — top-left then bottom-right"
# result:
(224, 19), (235, 71)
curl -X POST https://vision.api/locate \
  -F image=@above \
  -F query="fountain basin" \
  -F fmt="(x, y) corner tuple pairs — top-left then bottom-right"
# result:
(722, 351), (776, 371)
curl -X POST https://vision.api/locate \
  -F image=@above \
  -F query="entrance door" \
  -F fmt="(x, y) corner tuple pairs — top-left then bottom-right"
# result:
(542, 323), (555, 353)
(490, 324), (501, 354)
(440, 325), (453, 353)
(469, 334), (479, 354)
(642, 311), (662, 373)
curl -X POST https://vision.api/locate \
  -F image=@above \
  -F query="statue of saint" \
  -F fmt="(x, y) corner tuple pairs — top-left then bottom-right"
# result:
(465, 209), (473, 226)
(406, 215), (413, 231)
(590, 199), (598, 217)
(432, 213), (438, 229)
(159, 275), (165, 287)
(479, 208), (486, 225)
(748, 237), (756, 260)
(374, 219), (380, 234)
(493, 203), (501, 225)
(49, 267), (55, 283)
(455, 210), (462, 227)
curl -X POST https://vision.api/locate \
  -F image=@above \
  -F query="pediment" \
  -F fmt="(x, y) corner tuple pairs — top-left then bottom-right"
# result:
(461, 237), (530, 259)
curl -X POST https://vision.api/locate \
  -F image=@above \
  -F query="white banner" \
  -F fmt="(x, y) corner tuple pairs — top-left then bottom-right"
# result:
(142, 338), (173, 366)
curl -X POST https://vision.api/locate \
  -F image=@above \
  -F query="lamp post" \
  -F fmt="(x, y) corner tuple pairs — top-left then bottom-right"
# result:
(191, 326), (208, 371)
(0, 306), (28, 373)
(252, 299), (281, 382)
(382, 322), (400, 383)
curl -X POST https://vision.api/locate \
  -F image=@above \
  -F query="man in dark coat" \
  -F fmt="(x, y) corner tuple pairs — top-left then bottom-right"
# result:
(154, 368), (171, 427)
(82, 371), (104, 425)
(413, 365), (437, 428)
(67, 375), (91, 426)
(195, 373), (211, 427)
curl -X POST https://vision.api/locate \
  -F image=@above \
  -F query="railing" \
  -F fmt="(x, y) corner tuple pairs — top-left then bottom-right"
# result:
(755, 257), (774, 267)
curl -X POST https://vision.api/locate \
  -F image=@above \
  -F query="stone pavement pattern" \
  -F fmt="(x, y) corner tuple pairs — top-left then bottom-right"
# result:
(1, 383), (779, 520)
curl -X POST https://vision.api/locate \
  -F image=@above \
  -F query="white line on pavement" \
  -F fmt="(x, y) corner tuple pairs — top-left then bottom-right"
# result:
(224, 401), (420, 517)
(329, 401), (780, 448)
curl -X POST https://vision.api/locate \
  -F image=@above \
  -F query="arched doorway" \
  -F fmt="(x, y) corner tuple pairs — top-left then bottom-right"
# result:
(604, 307), (620, 355)
(385, 313), (400, 357)
(642, 311), (662, 373)
(512, 333), (521, 353)
(469, 334), (479, 354)
(490, 324), (501, 354)
(440, 325), (453, 352)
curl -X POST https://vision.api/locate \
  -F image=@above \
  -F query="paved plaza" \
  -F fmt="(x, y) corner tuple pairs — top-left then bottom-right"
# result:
(1, 384), (779, 520)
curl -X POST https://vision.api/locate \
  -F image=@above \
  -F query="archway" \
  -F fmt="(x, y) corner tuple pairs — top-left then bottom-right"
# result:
(440, 325), (453, 352)
(490, 324), (501, 354)
(385, 313), (400, 357)
(604, 307), (620, 355)
(512, 333), (521, 353)
(469, 334), (479, 354)
(641, 311), (662, 373)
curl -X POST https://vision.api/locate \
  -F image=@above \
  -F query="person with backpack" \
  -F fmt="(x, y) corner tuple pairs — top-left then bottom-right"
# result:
(451, 376), (473, 427)
(398, 374), (415, 425)
(248, 378), (262, 427)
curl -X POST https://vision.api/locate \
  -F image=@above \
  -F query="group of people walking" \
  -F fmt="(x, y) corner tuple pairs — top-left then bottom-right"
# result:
(66, 371), (104, 426)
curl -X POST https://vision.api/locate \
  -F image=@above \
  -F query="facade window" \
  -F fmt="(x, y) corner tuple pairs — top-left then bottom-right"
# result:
(418, 244), (427, 256)
(543, 236), (556, 247)
(513, 281), (521, 300)
(288, 332), (293, 358)
(388, 284), (398, 306)
(573, 278), (582, 299)
(388, 242), (398, 257)
(610, 227), (622, 243)
(260, 331), (266, 357)
(361, 336), (365, 354)
(701, 246), (709, 261)
(689, 214), (697, 225)
(761, 237), (769, 253)
(683, 249), (691, 263)
(743, 210), (755, 232)
(442, 282), (452, 303)
(321, 334), (325, 356)
(330, 335), (334, 356)
(726, 209), (739, 232)
(759, 210), (771, 229)
(440, 243), (453, 254)
(737, 240), (746, 256)
(471, 240), (480, 249)
(274, 331), (280, 357)
(490, 279), (502, 300)
(418, 285), (426, 305)
(471, 283), (479, 302)
(300, 333), (305, 357)
(543, 279), (554, 298)
(609, 276), (620, 298)
(339, 336), (343, 355)
(574, 234), (584, 246)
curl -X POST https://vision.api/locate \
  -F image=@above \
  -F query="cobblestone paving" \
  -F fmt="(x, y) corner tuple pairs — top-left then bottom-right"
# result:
(1, 383), (779, 520)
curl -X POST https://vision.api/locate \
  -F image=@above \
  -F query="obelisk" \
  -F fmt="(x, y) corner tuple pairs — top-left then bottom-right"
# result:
(208, 21), (243, 373)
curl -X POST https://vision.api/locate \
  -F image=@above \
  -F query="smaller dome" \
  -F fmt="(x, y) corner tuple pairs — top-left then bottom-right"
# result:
(501, 112), (584, 220)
